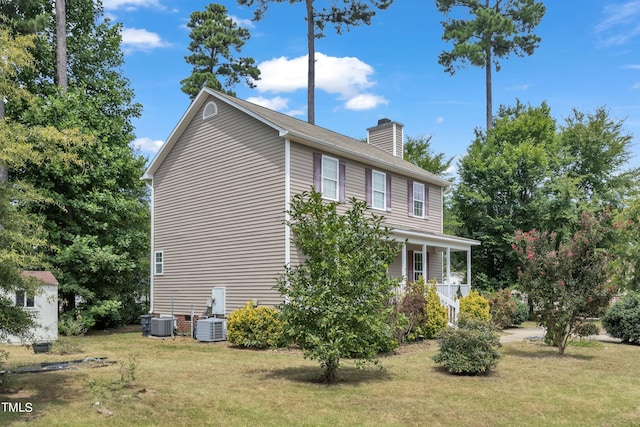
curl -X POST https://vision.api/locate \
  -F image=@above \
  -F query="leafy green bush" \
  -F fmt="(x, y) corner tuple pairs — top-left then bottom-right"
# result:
(424, 280), (448, 339)
(394, 278), (428, 342)
(432, 320), (501, 375)
(58, 313), (89, 336)
(575, 321), (600, 338)
(511, 298), (530, 326)
(226, 302), (286, 349)
(393, 277), (448, 341)
(458, 290), (491, 325)
(488, 289), (516, 328)
(602, 292), (640, 343)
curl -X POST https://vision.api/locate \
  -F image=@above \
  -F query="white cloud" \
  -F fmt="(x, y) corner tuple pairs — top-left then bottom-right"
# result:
(120, 28), (170, 52)
(246, 96), (305, 117)
(131, 137), (164, 153)
(632, 82), (640, 89)
(344, 93), (388, 111)
(436, 117), (445, 124)
(624, 64), (640, 69)
(229, 15), (255, 29)
(255, 52), (386, 111)
(507, 84), (530, 91)
(103, 0), (163, 10)
(596, 1), (640, 46)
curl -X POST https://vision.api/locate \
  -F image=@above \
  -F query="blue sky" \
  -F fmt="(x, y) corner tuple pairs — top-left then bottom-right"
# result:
(103, 0), (640, 173)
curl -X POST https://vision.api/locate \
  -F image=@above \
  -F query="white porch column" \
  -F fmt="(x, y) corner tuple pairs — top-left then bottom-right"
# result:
(401, 241), (407, 293)
(467, 248), (472, 289)
(422, 243), (427, 280)
(446, 247), (451, 298)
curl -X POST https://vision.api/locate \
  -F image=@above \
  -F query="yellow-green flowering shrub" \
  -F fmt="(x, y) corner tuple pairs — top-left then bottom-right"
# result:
(226, 301), (286, 349)
(458, 290), (491, 326)
(424, 279), (449, 339)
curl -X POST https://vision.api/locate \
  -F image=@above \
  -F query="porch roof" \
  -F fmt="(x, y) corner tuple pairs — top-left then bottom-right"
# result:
(387, 225), (480, 251)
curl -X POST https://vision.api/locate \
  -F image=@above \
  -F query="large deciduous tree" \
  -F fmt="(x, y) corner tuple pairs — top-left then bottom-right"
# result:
(452, 101), (636, 290)
(514, 211), (616, 354)
(238, 0), (393, 124)
(436, 0), (545, 129)
(276, 189), (400, 384)
(3, 0), (150, 328)
(181, 3), (260, 99)
(403, 134), (454, 177)
(0, 27), (87, 342)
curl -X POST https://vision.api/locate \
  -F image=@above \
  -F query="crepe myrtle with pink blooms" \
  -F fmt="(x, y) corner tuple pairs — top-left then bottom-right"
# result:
(513, 210), (616, 354)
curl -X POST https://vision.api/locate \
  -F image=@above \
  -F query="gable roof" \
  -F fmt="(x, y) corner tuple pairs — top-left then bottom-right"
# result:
(143, 88), (452, 187)
(21, 271), (59, 286)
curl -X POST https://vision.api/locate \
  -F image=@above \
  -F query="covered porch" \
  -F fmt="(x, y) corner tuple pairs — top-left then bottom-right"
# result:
(388, 227), (481, 324)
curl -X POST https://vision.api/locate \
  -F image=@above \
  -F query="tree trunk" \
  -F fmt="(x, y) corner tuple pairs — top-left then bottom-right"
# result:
(55, 0), (68, 91)
(0, 99), (6, 184)
(485, 44), (492, 130)
(305, 0), (315, 125)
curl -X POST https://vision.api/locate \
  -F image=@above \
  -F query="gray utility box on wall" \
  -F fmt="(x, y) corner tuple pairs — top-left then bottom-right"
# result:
(196, 318), (226, 342)
(150, 317), (173, 337)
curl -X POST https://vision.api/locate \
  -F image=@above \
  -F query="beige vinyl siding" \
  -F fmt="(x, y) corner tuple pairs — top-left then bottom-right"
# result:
(153, 97), (286, 315)
(289, 142), (443, 233)
(368, 125), (394, 155)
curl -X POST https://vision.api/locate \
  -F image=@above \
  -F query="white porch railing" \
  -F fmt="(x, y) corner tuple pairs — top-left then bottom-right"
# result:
(437, 283), (471, 300)
(437, 292), (459, 327)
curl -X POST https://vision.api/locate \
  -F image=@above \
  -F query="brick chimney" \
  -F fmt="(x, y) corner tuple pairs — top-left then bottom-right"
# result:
(366, 118), (404, 158)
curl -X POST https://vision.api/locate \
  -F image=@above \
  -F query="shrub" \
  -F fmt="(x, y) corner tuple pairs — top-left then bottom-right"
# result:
(575, 321), (600, 338)
(458, 290), (491, 326)
(424, 280), (449, 339)
(432, 320), (501, 375)
(510, 298), (530, 326)
(394, 278), (428, 342)
(602, 292), (640, 343)
(226, 302), (286, 349)
(58, 313), (89, 336)
(488, 289), (516, 328)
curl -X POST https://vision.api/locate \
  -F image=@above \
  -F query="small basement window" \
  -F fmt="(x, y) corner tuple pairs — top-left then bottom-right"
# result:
(203, 101), (218, 120)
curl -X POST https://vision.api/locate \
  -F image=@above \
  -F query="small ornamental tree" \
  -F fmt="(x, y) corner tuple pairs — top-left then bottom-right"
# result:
(513, 211), (616, 354)
(276, 189), (400, 384)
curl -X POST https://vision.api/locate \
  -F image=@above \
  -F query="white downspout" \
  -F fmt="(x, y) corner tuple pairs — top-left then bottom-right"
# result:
(284, 138), (291, 267)
(147, 182), (154, 314)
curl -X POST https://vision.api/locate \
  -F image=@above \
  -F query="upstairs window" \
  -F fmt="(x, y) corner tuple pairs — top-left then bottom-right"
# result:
(154, 251), (164, 275)
(365, 169), (392, 210)
(413, 182), (425, 218)
(372, 170), (386, 210)
(408, 181), (428, 218)
(313, 153), (346, 202)
(322, 155), (339, 200)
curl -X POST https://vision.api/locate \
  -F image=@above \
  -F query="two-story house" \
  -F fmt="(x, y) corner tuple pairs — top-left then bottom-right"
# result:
(142, 88), (479, 330)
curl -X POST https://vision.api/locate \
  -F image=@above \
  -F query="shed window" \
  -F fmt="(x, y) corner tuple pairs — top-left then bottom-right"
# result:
(16, 290), (35, 308)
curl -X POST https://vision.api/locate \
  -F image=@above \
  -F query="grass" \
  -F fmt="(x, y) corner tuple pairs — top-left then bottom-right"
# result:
(1, 327), (639, 426)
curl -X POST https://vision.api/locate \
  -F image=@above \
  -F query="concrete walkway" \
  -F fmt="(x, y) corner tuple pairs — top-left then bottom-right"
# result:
(499, 327), (622, 344)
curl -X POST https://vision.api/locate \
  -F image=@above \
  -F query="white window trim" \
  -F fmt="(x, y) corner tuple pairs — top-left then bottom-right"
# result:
(414, 251), (423, 282)
(154, 250), (164, 275)
(372, 170), (386, 211)
(321, 155), (339, 201)
(413, 182), (425, 218)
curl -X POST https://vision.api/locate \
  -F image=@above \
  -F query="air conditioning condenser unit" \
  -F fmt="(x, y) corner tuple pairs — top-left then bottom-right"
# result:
(196, 318), (226, 342)
(150, 317), (173, 337)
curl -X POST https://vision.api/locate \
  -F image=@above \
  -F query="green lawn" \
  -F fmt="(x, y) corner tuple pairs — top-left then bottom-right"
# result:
(1, 328), (639, 426)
